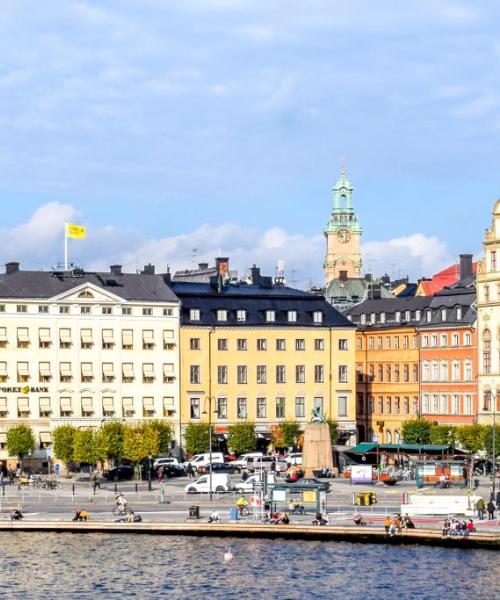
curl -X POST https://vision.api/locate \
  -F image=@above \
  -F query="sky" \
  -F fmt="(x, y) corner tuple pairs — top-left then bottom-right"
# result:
(0, 0), (499, 288)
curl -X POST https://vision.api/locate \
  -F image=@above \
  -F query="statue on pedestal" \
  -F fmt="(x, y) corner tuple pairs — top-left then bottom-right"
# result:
(311, 398), (326, 423)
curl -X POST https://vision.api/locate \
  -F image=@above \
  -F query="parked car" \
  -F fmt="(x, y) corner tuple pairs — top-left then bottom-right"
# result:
(230, 452), (264, 470)
(104, 465), (134, 481)
(153, 457), (180, 470)
(182, 453), (224, 472)
(248, 456), (287, 473)
(159, 465), (186, 478)
(285, 453), (303, 466)
(184, 473), (231, 494)
(234, 473), (276, 493)
(196, 462), (238, 475)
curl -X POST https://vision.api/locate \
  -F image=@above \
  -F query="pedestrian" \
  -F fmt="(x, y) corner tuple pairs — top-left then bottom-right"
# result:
(496, 489), (500, 509)
(186, 463), (194, 479)
(473, 478), (480, 491)
(271, 458), (276, 474)
(476, 497), (486, 520)
(241, 469), (249, 482)
(92, 473), (101, 493)
(442, 518), (450, 538)
(487, 498), (495, 520)
(384, 515), (392, 535)
(157, 466), (164, 484)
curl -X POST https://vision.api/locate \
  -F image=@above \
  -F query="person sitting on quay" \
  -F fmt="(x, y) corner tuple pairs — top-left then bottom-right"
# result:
(442, 518), (451, 538)
(353, 513), (365, 527)
(126, 510), (142, 523)
(72, 509), (89, 522)
(281, 512), (290, 525)
(10, 508), (23, 521)
(402, 514), (415, 530)
(388, 518), (397, 537)
(288, 500), (304, 515)
(384, 515), (392, 535)
(208, 510), (221, 523)
(313, 512), (328, 526)
(236, 495), (249, 516)
(116, 493), (128, 513)
(466, 519), (475, 534)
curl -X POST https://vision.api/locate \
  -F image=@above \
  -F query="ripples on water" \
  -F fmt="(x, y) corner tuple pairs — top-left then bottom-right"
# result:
(0, 533), (497, 600)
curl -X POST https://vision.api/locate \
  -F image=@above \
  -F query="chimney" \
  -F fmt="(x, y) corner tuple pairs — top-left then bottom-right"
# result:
(339, 270), (348, 282)
(142, 263), (155, 275)
(198, 262), (209, 270)
(459, 253), (473, 280)
(250, 264), (261, 285)
(5, 262), (20, 275)
(110, 265), (122, 276)
(164, 265), (171, 284)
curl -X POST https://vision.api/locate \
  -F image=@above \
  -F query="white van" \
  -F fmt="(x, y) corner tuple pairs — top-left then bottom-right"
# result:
(234, 473), (276, 493)
(185, 473), (231, 494)
(153, 457), (180, 470)
(230, 452), (264, 470)
(184, 453), (224, 472)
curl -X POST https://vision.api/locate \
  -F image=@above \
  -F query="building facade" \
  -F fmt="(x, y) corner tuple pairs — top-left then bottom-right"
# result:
(0, 263), (181, 460)
(477, 199), (500, 424)
(324, 166), (362, 284)
(171, 265), (357, 447)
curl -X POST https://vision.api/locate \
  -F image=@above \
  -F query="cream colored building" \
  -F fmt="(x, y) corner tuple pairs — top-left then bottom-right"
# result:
(477, 200), (500, 424)
(0, 263), (180, 461)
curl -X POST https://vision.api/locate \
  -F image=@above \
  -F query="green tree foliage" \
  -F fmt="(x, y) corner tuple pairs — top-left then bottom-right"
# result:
(228, 422), (256, 455)
(327, 419), (339, 446)
(122, 424), (160, 465)
(6, 424), (35, 460)
(148, 420), (173, 454)
(53, 424), (76, 472)
(184, 423), (210, 455)
(482, 425), (500, 456)
(430, 424), (457, 447)
(272, 421), (301, 448)
(456, 425), (487, 454)
(96, 422), (124, 464)
(401, 419), (432, 444)
(73, 429), (102, 465)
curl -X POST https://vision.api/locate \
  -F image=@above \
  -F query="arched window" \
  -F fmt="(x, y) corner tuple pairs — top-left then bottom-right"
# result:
(78, 290), (94, 298)
(483, 329), (492, 373)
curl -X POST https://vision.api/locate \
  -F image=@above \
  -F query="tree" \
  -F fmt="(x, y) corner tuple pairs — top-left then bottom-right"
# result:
(430, 424), (457, 447)
(122, 424), (160, 468)
(456, 425), (486, 454)
(53, 424), (76, 475)
(482, 425), (500, 456)
(327, 419), (339, 446)
(6, 424), (35, 470)
(73, 429), (102, 465)
(401, 419), (432, 444)
(228, 423), (256, 455)
(272, 421), (301, 449)
(184, 423), (210, 455)
(96, 422), (124, 466)
(148, 420), (173, 454)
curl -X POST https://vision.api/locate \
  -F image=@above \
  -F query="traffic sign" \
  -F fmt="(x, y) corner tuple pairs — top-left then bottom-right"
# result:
(45, 446), (52, 459)
(54, 463), (61, 475)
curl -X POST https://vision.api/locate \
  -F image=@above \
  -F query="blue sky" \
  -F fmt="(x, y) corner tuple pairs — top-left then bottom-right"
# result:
(0, 1), (499, 287)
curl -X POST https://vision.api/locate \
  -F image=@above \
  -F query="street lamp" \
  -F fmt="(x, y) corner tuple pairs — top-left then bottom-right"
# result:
(148, 455), (153, 492)
(203, 397), (217, 501)
(28, 449), (32, 478)
(491, 380), (497, 500)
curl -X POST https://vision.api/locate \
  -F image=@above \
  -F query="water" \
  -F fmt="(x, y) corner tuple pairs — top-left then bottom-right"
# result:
(0, 533), (497, 599)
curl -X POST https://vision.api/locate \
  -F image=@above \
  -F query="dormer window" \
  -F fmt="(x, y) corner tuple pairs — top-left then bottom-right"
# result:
(456, 306), (463, 320)
(78, 291), (94, 298)
(237, 310), (246, 322)
(190, 309), (200, 321)
(426, 309), (432, 323)
(395, 311), (401, 322)
(217, 309), (227, 322)
(441, 308), (447, 321)
(380, 312), (386, 324)
(405, 311), (411, 322)
(287, 310), (297, 323)
(370, 313), (376, 324)
(360, 314), (366, 325)
(415, 310), (421, 320)
(313, 311), (323, 324)
(266, 310), (276, 323)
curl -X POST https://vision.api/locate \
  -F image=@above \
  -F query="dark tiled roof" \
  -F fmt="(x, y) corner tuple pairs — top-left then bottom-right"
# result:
(170, 281), (355, 328)
(0, 270), (178, 303)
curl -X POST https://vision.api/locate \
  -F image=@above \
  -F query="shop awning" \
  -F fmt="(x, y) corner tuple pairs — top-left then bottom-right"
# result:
(17, 328), (29, 342)
(60, 398), (72, 411)
(17, 363), (29, 376)
(102, 329), (114, 343)
(102, 397), (114, 411)
(122, 397), (134, 410)
(39, 363), (51, 376)
(122, 364), (134, 378)
(81, 363), (93, 376)
(39, 397), (51, 410)
(143, 397), (154, 409)
(39, 328), (51, 342)
(81, 398), (93, 411)
(40, 432), (52, 443)
(60, 329), (71, 342)
(348, 442), (378, 454)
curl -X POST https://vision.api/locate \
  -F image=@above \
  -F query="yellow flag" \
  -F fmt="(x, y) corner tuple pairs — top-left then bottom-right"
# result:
(66, 223), (86, 239)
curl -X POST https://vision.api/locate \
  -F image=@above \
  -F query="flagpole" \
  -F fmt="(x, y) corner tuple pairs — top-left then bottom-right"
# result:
(64, 223), (68, 271)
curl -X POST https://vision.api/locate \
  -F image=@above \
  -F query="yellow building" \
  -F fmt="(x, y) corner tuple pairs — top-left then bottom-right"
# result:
(170, 264), (356, 448)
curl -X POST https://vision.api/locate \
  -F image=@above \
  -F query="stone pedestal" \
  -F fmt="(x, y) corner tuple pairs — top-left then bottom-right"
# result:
(302, 422), (333, 478)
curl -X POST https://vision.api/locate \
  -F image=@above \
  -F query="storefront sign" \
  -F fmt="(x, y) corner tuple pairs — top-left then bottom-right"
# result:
(351, 465), (373, 484)
(0, 386), (49, 394)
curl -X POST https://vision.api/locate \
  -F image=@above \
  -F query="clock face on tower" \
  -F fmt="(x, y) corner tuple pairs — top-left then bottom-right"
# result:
(336, 228), (351, 243)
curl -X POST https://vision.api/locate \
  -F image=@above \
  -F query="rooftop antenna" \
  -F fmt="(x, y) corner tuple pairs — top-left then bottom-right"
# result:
(191, 248), (198, 268)
(291, 269), (300, 287)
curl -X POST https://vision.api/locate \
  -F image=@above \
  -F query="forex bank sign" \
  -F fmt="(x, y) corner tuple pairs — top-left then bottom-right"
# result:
(0, 386), (49, 394)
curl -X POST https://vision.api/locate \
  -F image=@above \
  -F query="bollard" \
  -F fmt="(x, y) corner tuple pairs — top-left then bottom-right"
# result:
(72, 484), (75, 496)
(135, 482), (138, 494)
(2, 481), (5, 496)
(114, 483), (117, 493)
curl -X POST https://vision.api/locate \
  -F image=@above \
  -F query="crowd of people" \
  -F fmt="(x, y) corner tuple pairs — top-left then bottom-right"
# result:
(442, 518), (475, 538)
(383, 513), (415, 536)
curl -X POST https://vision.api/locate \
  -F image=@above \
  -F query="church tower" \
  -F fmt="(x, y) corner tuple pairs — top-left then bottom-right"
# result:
(324, 163), (362, 284)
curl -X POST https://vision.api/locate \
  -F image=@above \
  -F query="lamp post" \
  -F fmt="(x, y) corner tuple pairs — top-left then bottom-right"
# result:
(28, 449), (32, 478)
(203, 397), (217, 502)
(491, 380), (497, 499)
(148, 455), (152, 491)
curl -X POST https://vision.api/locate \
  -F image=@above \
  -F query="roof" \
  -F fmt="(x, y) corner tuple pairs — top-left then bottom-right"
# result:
(347, 443), (453, 454)
(416, 262), (478, 296)
(171, 281), (355, 328)
(0, 269), (178, 303)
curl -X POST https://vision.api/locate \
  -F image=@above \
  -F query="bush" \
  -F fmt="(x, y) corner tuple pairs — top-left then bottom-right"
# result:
(228, 423), (256, 455)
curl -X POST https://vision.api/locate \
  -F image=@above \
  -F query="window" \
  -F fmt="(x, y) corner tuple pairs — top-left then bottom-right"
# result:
(484, 285), (490, 302)
(122, 397), (134, 418)
(403, 364), (409, 383)
(394, 397), (400, 414)
(217, 338), (228, 351)
(464, 360), (472, 381)
(377, 397), (383, 414)
(17, 397), (30, 418)
(275, 397), (285, 419)
(335, 339), (347, 352)
(17, 305), (27, 313)
(295, 365), (305, 384)
(456, 306), (463, 320)
(287, 310), (297, 323)
(217, 398), (228, 419)
(163, 308), (173, 316)
(81, 329), (93, 349)
(356, 337), (362, 351)
(236, 310), (246, 322)
(426, 309), (432, 323)
(423, 362), (430, 382)
(403, 335), (409, 349)
(0, 327), (7, 348)
(360, 314), (366, 325)
(237, 398), (247, 419)
(422, 395), (430, 414)
(393, 337), (399, 350)
(142, 330), (154, 350)
(276, 339), (286, 351)
(452, 395), (460, 415)
(441, 308), (447, 322)
(162, 363), (175, 383)
(17, 328), (29, 348)
(122, 307), (132, 315)
(368, 337), (374, 350)
(452, 361), (460, 382)
(81, 363), (93, 383)
(405, 310), (411, 322)
(122, 329), (133, 350)
(432, 361), (439, 382)
(257, 339), (267, 351)
(337, 365), (348, 384)
(122, 363), (134, 383)
(440, 361), (448, 382)
(431, 334), (438, 348)
(217, 365), (228, 384)
(266, 310), (276, 322)
(39, 362), (51, 382)
(412, 364), (419, 382)
(39, 328), (51, 348)
(378, 364), (384, 382)
(422, 335), (429, 348)
(451, 333), (459, 347)
(237, 365), (247, 384)
(103, 397), (115, 417)
(395, 311), (401, 323)
(464, 395), (472, 415)
(440, 395), (447, 415)
(385, 336), (391, 350)
(80, 306), (91, 315)
(295, 397), (305, 418)
(256, 397), (266, 419)
(315, 338), (325, 351)
(338, 396), (348, 417)
(295, 339), (305, 351)
(314, 365), (324, 383)
(190, 365), (200, 385)
(102, 329), (114, 349)
(403, 397), (410, 415)
(276, 365), (286, 384)
(82, 397), (94, 417)
(0, 362), (7, 383)
(217, 309), (227, 322)
(432, 395), (439, 414)
(371, 313), (376, 325)
(163, 330), (175, 350)
(102, 307), (112, 315)
(356, 364), (363, 383)
(190, 308), (200, 321)
(440, 334), (447, 347)
(59, 362), (72, 382)
(483, 329), (491, 373)
(142, 308), (153, 316)
(190, 337), (201, 351)
(313, 311), (323, 323)
(380, 312), (386, 324)
(464, 332), (471, 346)
(142, 363), (155, 383)
(256, 365), (267, 384)
(491, 250), (497, 271)
(39, 398), (51, 418)
(412, 335), (418, 349)
(0, 305), (4, 312)
(190, 398), (200, 419)
(38, 305), (49, 313)
(377, 336), (382, 350)
(394, 364), (400, 382)
(386, 398), (392, 415)
(415, 310), (421, 321)
(17, 362), (29, 383)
